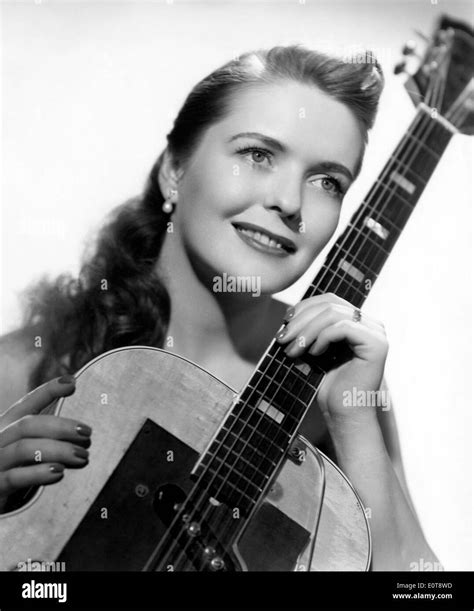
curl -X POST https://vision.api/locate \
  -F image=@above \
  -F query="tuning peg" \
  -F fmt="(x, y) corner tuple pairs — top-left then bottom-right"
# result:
(402, 40), (418, 56)
(394, 60), (407, 75)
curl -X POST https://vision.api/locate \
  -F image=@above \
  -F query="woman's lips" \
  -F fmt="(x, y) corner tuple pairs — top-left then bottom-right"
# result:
(233, 224), (292, 257)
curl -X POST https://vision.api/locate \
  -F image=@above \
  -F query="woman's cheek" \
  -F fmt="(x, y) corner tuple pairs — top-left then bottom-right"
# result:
(303, 201), (341, 252)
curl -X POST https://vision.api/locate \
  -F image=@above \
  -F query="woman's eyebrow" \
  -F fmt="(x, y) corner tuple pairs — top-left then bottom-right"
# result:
(228, 131), (286, 152)
(228, 131), (355, 182)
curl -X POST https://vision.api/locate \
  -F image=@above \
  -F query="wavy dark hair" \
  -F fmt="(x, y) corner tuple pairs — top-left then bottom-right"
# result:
(20, 44), (384, 390)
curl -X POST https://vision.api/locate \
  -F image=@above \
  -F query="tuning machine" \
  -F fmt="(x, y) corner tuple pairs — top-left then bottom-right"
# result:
(402, 40), (418, 57)
(394, 38), (421, 75)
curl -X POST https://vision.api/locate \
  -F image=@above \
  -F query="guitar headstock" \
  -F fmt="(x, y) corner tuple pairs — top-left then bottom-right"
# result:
(397, 14), (474, 135)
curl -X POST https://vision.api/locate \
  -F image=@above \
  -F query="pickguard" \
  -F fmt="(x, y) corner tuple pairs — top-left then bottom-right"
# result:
(57, 419), (309, 571)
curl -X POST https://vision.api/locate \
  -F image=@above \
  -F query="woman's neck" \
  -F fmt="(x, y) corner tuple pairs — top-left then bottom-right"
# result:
(155, 231), (284, 368)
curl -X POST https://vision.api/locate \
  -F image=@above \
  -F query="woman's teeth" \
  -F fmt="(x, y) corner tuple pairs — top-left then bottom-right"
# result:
(237, 227), (285, 250)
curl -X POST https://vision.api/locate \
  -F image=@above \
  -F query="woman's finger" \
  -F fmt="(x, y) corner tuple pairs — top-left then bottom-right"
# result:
(0, 438), (89, 471)
(308, 319), (388, 361)
(0, 463), (65, 496)
(0, 376), (76, 428)
(0, 414), (92, 449)
(283, 295), (385, 331)
(277, 304), (383, 353)
(283, 293), (349, 321)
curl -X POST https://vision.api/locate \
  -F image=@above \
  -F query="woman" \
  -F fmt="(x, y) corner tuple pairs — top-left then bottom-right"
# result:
(0, 45), (438, 570)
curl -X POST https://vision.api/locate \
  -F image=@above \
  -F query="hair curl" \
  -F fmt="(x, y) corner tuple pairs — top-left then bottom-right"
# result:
(20, 44), (384, 390)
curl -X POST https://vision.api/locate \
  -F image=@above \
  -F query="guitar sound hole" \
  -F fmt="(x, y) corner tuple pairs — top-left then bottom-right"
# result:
(153, 483), (187, 525)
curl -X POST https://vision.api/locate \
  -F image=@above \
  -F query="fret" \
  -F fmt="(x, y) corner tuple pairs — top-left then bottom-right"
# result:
(416, 109), (455, 156)
(264, 350), (324, 388)
(208, 438), (275, 475)
(200, 451), (269, 491)
(217, 423), (289, 456)
(218, 436), (278, 472)
(332, 253), (379, 279)
(371, 176), (420, 208)
(220, 428), (284, 464)
(353, 196), (406, 235)
(270, 352), (326, 390)
(344, 224), (392, 257)
(255, 380), (308, 412)
(336, 234), (388, 275)
(329, 195), (407, 256)
(246, 362), (317, 406)
(196, 458), (262, 495)
(232, 389), (304, 425)
(387, 158), (429, 188)
(404, 131), (441, 160)
(359, 210), (402, 239)
(318, 267), (370, 300)
(305, 283), (326, 297)
(195, 465), (257, 514)
(370, 194), (414, 234)
(224, 403), (293, 433)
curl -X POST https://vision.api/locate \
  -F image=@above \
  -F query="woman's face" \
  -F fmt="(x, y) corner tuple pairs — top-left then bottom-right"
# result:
(171, 80), (365, 295)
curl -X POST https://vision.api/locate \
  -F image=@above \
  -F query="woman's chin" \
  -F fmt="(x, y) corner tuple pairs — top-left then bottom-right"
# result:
(210, 271), (296, 299)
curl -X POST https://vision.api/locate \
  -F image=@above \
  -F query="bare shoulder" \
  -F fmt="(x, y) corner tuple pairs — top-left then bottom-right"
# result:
(0, 326), (44, 414)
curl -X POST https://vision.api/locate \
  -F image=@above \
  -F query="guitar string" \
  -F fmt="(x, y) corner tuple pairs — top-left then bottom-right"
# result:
(148, 70), (467, 570)
(151, 107), (436, 571)
(176, 351), (313, 571)
(300, 63), (448, 309)
(147, 346), (298, 570)
(310, 58), (447, 301)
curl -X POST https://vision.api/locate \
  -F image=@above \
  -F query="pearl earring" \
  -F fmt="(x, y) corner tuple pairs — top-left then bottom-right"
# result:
(162, 188), (177, 214)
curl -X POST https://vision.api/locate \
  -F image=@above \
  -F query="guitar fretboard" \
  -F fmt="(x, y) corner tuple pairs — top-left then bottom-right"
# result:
(193, 107), (454, 515)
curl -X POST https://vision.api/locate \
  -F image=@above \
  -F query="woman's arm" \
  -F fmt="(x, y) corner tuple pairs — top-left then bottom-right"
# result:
(276, 295), (440, 571)
(356, 379), (441, 571)
(325, 377), (440, 571)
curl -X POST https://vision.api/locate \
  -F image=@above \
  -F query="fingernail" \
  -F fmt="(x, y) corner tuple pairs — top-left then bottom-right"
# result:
(276, 329), (287, 340)
(49, 465), (64, 473)
(58, 375), (75, 384)
(76, 424), (92, 437)
(76, 437), (91, 449)
(284, 306), (295, 321)
(73, 447), (89, 459)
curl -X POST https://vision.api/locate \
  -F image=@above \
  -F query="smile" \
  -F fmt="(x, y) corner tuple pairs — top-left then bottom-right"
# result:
(232, 222), (296, 257)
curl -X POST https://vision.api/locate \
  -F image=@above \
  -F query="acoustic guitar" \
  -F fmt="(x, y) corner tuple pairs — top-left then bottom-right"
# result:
(1, 14), (472, 571)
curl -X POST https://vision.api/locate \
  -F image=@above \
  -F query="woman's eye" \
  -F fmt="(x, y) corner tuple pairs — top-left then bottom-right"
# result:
(250, 150), (267, 163)
(311, 176), (343, 196)
(236, 146), (272, 167)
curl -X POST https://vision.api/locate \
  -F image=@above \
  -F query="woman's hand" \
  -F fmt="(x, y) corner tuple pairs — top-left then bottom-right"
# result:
(0, 375), (92, 513)
(275, 293), (388, 430)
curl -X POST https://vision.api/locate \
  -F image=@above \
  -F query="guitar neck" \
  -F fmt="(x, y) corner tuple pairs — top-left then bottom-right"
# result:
(304, 104), (455, 306)
(193, 106), (455, 516)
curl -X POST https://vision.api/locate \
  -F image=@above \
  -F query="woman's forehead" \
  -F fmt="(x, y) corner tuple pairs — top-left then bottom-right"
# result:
(212, 81), (364, 172)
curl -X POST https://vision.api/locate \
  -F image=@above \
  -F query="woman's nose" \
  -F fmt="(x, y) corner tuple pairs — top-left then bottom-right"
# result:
(262, 176), (303, 219)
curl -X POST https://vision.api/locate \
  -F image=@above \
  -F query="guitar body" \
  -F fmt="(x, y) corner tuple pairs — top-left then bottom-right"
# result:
(0, 347), (370, 571)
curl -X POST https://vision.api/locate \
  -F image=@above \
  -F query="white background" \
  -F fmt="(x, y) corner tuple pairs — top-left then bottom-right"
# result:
(1, 0), (472, 570)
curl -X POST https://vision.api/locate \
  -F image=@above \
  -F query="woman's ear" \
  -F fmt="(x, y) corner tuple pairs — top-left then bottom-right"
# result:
(158, 149), (182, 199)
